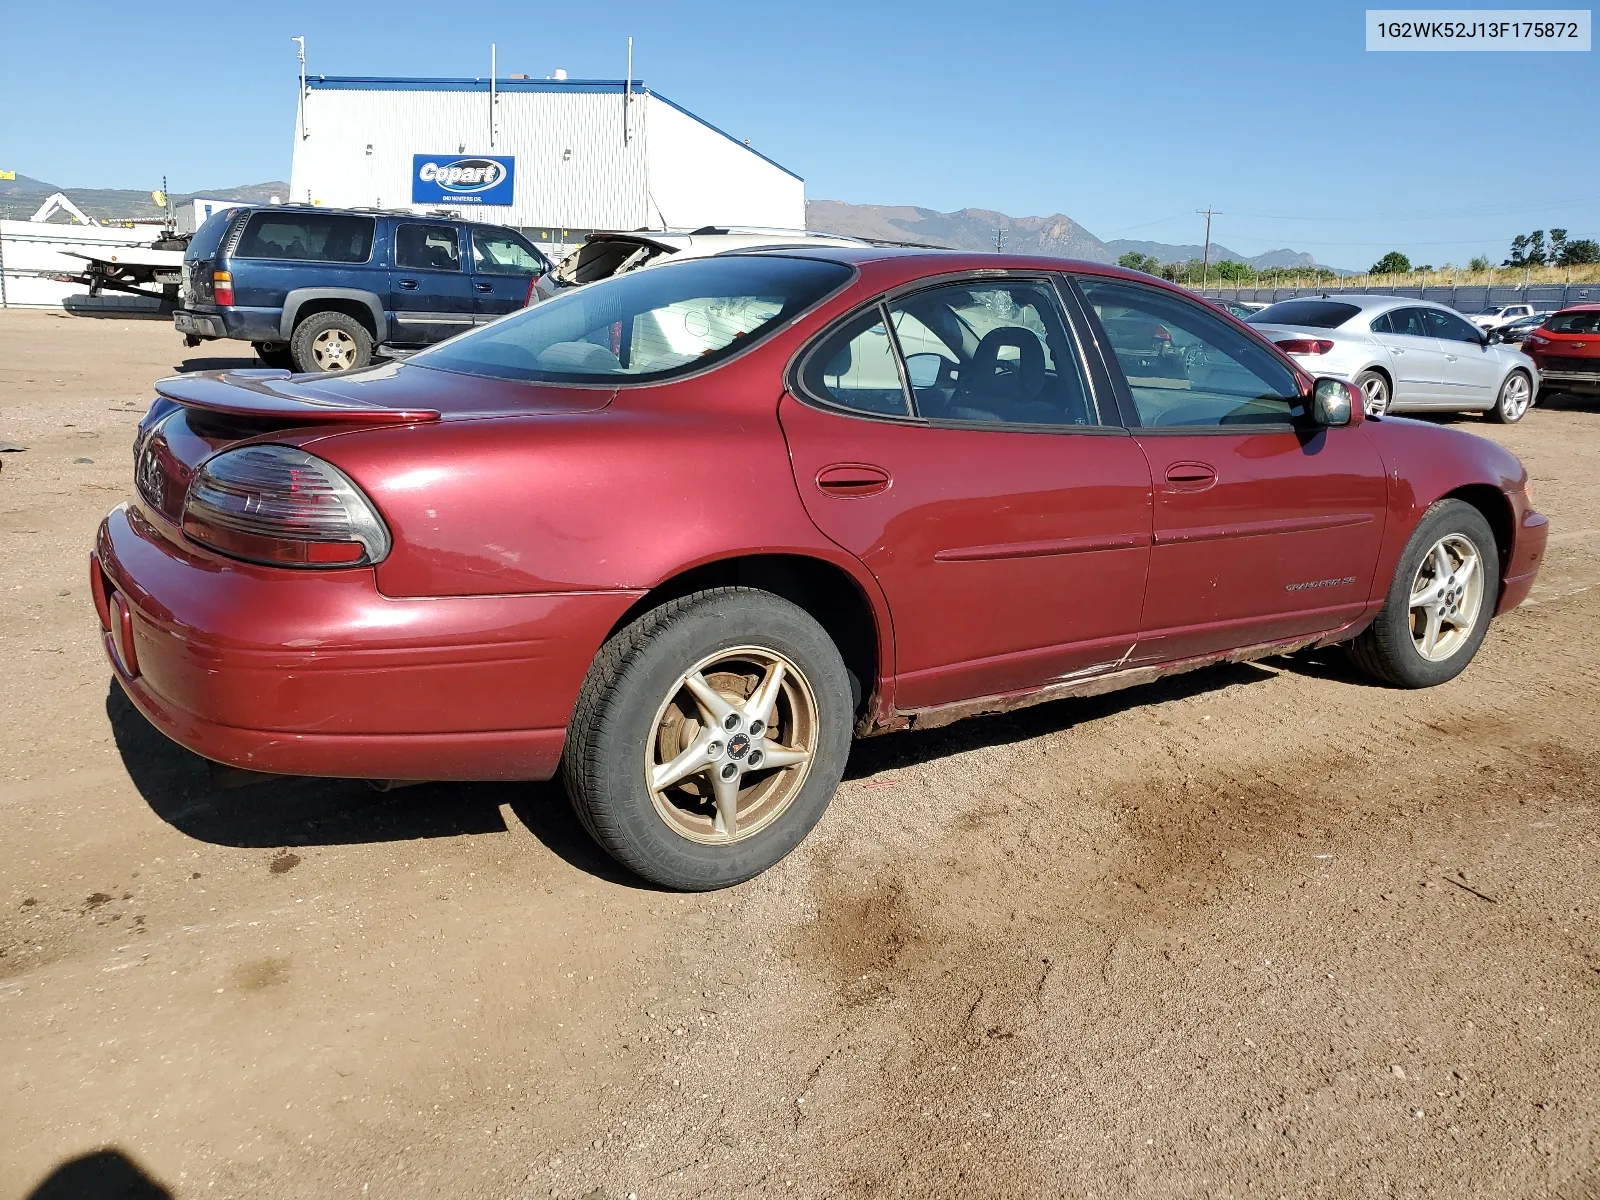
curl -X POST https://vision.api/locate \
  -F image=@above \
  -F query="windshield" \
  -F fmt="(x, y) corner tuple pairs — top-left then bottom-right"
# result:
(418, 256), (852, 384)
(1246, 300), (1360, 329)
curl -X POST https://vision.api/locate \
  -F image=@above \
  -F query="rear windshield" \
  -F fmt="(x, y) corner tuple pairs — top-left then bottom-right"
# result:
(1247, 300), (1361, 329)
(1545, 310), (1600, 334)
(234, 212), (375, 263)
(186, 208), (241, 261)
(416, 255), (853, 384)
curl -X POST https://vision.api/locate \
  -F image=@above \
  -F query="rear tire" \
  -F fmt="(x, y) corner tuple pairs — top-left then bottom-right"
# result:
(1354, 369), (1391, 417)
(562, 588), (854, 891)
(290, 311), (372, 374)
(1346, 499), (1499, 688)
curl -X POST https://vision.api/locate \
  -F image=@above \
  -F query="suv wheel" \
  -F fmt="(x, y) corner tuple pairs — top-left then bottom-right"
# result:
(1346, 499), (1499, 688)
(290, 311), (373, 374)
(563, 588), (854, 891)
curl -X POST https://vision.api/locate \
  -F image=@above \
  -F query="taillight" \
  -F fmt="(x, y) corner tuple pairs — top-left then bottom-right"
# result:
(182, 445), (390, 568)
(1277, 338), (1334, 355)
(525, 275), (540, 307)
(213, 270), (234, 306)
(1526, 334), (1549, 346)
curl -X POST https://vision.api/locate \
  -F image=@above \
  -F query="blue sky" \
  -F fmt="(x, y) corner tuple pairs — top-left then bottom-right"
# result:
(2, 0), (1595, 269)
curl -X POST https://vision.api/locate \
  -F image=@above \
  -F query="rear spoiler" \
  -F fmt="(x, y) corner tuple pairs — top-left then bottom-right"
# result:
(154, 370), (441, 424)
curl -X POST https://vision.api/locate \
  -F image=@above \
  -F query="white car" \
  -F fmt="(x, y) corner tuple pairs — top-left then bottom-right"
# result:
(1247, 295), (1540, 422)
(534, 228), (868, 301)
(1469, 303), (1539, 331)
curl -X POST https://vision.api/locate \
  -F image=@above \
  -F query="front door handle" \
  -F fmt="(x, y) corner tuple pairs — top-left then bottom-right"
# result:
(474, 282), (493, 293)
(1164, 461), (1217, 492)
(1390, 347), (1404, 354)
(1445, 354), (1458, 361)
(398, 279), (419, 290)
(816, 463), (891, 497)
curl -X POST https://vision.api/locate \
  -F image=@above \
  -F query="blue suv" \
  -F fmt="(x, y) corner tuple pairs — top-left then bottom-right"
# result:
(174, 206), (550, 373)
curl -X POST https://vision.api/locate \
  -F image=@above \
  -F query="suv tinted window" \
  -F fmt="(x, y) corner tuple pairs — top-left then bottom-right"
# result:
(1247, 300), (1360, 329)
(235, 212), (375, 263)
(396, 224), (461, 271)
(1546, 310), (1600, 334)
(1424, 308), (1484, 343)
(472, 228), (545, 276)
(416, 256), (851, 384)
(1081, 278), (1303, 428)
(187, 209), (241, 260)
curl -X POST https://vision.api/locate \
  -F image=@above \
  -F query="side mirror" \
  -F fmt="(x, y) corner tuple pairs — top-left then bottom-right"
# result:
(1485, 329), (1503, 345)
(1311, 376), (1356, 426)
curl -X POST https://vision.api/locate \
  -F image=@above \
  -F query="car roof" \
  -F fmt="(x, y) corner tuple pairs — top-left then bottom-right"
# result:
(1554, 302), (1600, 312)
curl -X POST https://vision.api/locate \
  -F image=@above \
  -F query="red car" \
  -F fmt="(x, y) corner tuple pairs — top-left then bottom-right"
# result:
(92, 250), (1548, 889)
(1520, 304), (1600, 398)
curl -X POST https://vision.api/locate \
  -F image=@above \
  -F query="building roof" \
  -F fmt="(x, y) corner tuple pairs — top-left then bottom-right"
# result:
(303, 76), (800, 181)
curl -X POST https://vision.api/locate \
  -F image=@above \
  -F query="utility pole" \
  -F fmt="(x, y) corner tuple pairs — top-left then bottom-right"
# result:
(994, 227), (1007, 253)
(1198, 206), (1220, 289)
(293, 36), (308, 140)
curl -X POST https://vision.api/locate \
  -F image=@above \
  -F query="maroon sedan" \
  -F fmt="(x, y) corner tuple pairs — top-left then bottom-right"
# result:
(93, 250), (1548, 889)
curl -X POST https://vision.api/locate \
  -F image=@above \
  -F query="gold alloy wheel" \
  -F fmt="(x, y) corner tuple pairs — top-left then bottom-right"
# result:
(644, 645), (818, 845)
(1409, 532), (1484, 661)
(310, 327), (358, 371)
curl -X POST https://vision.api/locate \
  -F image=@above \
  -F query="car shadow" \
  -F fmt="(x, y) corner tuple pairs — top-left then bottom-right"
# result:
(1540, 389), (1600, 414)
(172, 354), (262, 373)
(105, 682), (647, 888)
(843, 659), (1280, 779)
(24, 1149), (173, 1200)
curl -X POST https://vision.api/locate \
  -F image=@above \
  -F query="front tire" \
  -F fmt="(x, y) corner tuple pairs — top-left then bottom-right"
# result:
(1488, 370), (1533, 424)
(1354, 369), (1391, 417)
(1347, 499), (1499, 688)
(562, 588), (854, 891)
(290, 311), (373, 374)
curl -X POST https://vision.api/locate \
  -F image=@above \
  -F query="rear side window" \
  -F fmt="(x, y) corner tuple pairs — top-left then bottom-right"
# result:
(1247, 300), (1360, 329)
(235, 213), (375, 263)
(800, 307), (911, 417)
(1546, 310), (1600, 334)
(395, 224), (461, 271)
(472, 228), (546, 276)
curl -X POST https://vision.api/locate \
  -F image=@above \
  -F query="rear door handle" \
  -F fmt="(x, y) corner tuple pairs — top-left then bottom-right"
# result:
(398, 279), (419, 290)
(1164, 461), (1217, 491)
(474, 282), (493, 293)
(816, 463), (891, 497)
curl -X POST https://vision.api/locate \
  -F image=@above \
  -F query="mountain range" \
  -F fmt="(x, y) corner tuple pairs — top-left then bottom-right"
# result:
(2, 173), (1342, 271)
(806, 200), (1341, 272)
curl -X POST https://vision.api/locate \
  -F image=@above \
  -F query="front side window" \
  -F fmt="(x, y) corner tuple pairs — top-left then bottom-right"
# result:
(887, 281), (1096, 426)
(235, 213), (374, 263)
(416, 255), (852, 384)
(1423, 308), (1484, 344)
(1079, 277), (1303, 428)
(396, 224), (461, 272)
(473, 229), (545, 276)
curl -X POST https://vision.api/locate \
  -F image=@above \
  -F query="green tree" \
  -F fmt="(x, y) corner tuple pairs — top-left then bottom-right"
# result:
(1370, 251), (1411, 275)
(1559, 238), (1600, 265)
(1550, 228), (1569, 262)
(1468, 255), (1491, 271)
(1116, 251), (1161, 275)
(1210, 259), (1252, 281)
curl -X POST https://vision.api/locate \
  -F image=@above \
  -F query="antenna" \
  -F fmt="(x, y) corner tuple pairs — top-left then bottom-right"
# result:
(292, 36), (308, 140)
(490, 43), (497, 148)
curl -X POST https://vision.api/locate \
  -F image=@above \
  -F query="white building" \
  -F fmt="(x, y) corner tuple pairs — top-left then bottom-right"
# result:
(287, 76), (804, 240)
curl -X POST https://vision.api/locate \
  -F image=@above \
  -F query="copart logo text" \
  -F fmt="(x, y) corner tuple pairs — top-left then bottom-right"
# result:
(416, 158), (507, 193)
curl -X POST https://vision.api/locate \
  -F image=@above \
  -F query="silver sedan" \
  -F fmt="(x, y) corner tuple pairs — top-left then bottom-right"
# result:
(1246, 295), (1540, 422)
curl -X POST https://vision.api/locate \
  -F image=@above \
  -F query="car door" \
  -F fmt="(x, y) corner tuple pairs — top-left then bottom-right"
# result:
(469, 226), (548, 323)
(1425, 306), (1501, 404)
(388, 221), (476, 344)
(778, 277), (1153, 711)
(1073, 275), (1387, 666)
(1373, 307), (1448, 403)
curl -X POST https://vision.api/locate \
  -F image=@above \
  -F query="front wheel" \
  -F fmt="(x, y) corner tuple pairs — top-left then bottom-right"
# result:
(1487, 370), (1533, 424)
(562, 588), (854, 890)
(1346, 499), (1499, 688)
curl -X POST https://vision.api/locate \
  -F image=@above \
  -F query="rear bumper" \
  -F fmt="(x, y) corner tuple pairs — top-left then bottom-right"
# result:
(173, 306), (282, 342)
(92, 503), (640, 780)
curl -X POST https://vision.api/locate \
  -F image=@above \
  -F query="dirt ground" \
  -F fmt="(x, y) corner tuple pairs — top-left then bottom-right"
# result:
(1, 307), (1597, 1200)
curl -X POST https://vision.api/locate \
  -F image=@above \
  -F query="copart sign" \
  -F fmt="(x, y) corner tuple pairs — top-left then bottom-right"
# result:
(411, 155), (515, 205)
